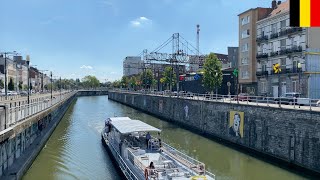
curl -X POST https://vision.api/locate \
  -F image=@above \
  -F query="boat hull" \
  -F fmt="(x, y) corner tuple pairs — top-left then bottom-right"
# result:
(101, 134), (129, 180)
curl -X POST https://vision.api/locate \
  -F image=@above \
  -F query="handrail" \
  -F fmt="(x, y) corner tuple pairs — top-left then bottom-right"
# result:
(108, 140), (139, 180)
(110, 89), (320, 112)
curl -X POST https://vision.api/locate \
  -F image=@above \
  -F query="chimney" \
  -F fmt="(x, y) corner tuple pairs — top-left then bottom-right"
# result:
(278, 1), (281, 5)
(272, 0), (277, 9)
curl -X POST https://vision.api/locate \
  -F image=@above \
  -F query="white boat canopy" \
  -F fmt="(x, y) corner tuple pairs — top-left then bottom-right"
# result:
(111, 119), (161, 134)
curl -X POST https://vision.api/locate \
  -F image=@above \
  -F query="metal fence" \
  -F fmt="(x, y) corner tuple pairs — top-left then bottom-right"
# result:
(0, 91), (76, 131)
(112, 89), (320, 112)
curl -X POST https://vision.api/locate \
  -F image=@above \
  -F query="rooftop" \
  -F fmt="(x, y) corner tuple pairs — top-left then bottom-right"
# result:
(110, 118), (161, 134)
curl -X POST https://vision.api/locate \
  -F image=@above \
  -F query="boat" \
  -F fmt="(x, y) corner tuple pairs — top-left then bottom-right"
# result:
(101, 117), (216, 180)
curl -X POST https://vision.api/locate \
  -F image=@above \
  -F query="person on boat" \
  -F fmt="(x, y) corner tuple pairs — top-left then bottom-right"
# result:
(105, 119), (111, 133)
(146, 132), (151, 148)
(144, 162), (156, 180)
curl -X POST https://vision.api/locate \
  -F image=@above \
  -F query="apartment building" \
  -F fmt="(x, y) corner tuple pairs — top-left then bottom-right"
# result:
(123, 56), (143, 76)
(228, 47), (239, 69)
(238, 7), (272, 95)
(256, 0), (320, 98)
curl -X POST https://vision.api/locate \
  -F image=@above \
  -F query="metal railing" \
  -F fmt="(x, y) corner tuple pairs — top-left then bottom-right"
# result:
(0, 91), (76, 131)
(162, 142), (215, 179)
(108, 140), (139, 180)
(111, 89), (320, 112)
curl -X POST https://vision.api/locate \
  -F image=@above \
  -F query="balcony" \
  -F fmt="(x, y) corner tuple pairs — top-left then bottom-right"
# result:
(269, 51), (278, 57)
(256, 53), (268, 59)
(256, 35), (268, 43)
(256, 71), (268, 76)
(270, 32), (279, 39)
(291, 45), (303, 53)
(271, 67), (302, 75)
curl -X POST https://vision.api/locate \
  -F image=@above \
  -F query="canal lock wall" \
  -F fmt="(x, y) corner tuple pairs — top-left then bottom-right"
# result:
(108, 92), (320, 176)
(0, 92), (77, 180)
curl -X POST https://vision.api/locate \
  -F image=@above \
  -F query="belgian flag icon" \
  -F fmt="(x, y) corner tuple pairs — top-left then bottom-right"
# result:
(290, 0), (320, 27)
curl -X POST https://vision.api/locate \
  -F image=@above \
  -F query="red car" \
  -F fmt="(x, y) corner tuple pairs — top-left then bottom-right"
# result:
(234, 93), (251, 101)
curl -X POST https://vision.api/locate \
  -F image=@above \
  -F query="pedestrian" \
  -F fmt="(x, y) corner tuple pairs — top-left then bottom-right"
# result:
(146, 132), (151, 148)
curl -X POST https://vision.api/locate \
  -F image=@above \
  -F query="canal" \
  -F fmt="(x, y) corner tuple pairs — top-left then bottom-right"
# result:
(23, 96), (305, 180)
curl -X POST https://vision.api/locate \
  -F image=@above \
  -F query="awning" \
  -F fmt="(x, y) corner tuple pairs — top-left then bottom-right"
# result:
(111, 119), (161, 134)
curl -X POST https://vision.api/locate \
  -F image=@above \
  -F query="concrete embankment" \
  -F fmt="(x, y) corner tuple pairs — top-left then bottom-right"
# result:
(108, 91), (320, 176)
(0, 93), (77, 180)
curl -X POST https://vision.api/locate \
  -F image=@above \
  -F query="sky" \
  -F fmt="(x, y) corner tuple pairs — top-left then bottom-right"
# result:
(0, 0), (273, 81)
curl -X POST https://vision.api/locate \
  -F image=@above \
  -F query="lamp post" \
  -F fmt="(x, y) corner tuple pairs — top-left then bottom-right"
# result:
(26, 55), (30, 104)
(298, 62), (302, 93)
(50, 71), (53, 100)
(0, 51), (18, 100)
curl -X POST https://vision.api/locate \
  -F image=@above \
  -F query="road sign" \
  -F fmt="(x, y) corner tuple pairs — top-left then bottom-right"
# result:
(233, 69), (238, 77)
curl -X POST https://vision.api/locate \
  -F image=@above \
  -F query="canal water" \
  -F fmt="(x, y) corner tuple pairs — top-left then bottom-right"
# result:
(23, 96), (305, 180)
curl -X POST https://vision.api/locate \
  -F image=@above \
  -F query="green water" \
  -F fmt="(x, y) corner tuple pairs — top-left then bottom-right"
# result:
(23, 96), (305, 180)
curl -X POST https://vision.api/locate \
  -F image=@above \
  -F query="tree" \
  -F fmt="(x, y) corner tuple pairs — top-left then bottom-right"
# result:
(0, 79), (4, 89)
(8, 78), (14, 91)
(121, 76), (129, 88)
(141, 69), (154, 89)
(82, 75), (100, 89)
(18, 81), (23, 90)
(162, 67), (176, 90)
(202, 53), (223, 94)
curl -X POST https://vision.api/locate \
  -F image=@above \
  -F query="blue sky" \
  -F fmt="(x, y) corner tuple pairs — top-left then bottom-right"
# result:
(0, 0), (272, 81)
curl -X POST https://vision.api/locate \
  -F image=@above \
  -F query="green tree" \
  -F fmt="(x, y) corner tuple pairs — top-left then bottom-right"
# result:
(141, 69), (154, 89)
(23, 84), (28, 91)
(0, 79), (4, 89)
(82, 75), (100, 89)
(121, 76), (129, 88)
(8, 78), (14, 91)
(202, 53), (223, 93)
(18, 81), (23, 90)
(162, 67), (176, 90)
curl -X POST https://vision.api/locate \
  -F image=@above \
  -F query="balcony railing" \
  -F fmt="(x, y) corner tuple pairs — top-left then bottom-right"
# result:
(256, 53), (268, 59)
(256, 35), (268, 42)
(256, 71), (268, 76)
(269, 51), (278, 57)
(270, 67), (303, 75)
(277, 27), (304, 38)
(270, 32), (279, 39)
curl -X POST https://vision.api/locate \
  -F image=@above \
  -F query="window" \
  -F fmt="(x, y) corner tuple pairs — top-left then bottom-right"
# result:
(292, 81), (297, 92)
(241, 57), (248, 64)
(241, 29), (250, 38)
(241, 70), (249, 79)
(241, 15), (250, 25)
(281, 58), (286, 69)
(280, 39), (286, 50)
(261, 82), (267, 93)
(271, 23), (277, 34)
(242, 43), (249, 52)
(262, 64), (267, 72)
(280, 20), (286, 30)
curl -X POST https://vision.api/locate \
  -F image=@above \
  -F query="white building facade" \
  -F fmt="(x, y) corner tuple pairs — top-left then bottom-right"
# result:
(256, 0), (320, 98)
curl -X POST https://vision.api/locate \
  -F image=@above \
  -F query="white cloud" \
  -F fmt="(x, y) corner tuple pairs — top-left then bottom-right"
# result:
(130, 16), (152, 27)
(80, 65), (93, 70)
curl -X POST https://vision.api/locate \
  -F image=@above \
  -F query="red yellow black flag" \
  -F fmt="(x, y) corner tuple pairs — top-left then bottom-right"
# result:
(290, 0), (320, 27)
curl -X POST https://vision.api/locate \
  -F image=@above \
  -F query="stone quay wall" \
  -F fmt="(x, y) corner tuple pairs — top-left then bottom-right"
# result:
(108, 91), (320, 175)
(0, 92), (77, 180)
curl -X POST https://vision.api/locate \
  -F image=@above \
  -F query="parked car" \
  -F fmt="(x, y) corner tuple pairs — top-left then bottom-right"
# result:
(234, 93), (251, 101)
(274, 92), (301, 105)
(20, 91), (28, 96)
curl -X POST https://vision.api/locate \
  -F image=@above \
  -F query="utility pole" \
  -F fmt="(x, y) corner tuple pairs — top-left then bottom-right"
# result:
(50, 71), (53, 100)
(26, 55), (30, 104)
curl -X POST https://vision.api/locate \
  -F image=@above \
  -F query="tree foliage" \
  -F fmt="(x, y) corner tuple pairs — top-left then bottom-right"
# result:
(81, 75), (100, 89)
(8, 78), (14, 91)
(0, 79), (4, 89)
(202, 53), (223, 93)
(141, 69), (154, 89)
(161, 67), (176, 90)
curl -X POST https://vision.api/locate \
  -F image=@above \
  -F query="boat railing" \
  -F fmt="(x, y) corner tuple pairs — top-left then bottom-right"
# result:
(162, 142), (215, 178)
(127, 148), (147, 171)
(108, 141), (139, 180)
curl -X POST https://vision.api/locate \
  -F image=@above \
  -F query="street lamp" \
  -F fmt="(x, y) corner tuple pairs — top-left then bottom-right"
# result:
(50, 71), (53, 100)
(26, 55), (30, 104)
(298, 62), (302, 93)
(0, 51), (19, 100)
